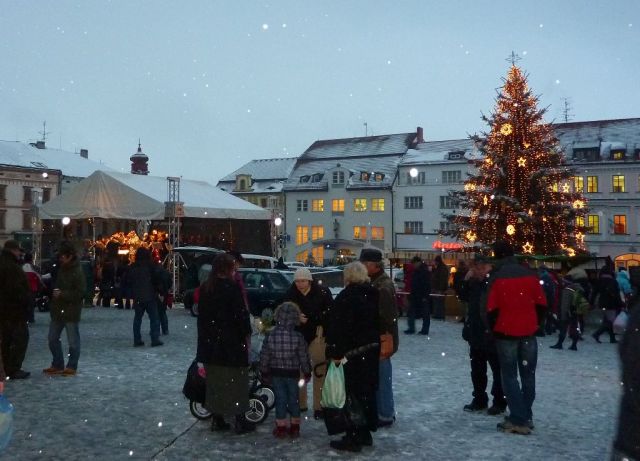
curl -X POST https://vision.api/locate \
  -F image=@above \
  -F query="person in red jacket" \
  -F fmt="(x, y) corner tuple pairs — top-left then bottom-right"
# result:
(486, 241), (546, 435)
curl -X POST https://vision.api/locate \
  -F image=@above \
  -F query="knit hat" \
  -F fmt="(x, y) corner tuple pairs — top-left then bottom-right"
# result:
(359, 248), (382, 263)
(3, 239), (23, 252)
(294, 267), (313, 281)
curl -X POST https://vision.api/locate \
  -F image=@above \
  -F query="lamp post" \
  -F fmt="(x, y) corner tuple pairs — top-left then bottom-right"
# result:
(274, 215), (283, 259)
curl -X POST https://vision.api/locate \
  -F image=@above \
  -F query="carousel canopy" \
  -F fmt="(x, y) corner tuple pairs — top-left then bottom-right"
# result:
(39, 170), (271, 221)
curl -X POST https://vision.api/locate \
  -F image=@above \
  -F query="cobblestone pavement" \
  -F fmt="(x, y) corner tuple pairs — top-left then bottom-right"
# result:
(4, 306), (620, 460)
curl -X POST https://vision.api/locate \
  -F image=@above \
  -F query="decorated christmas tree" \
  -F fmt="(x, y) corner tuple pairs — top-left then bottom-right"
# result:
(446, 60), (588, 256)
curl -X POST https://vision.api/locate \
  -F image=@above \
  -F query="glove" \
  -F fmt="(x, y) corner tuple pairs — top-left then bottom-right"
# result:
(304, 373), (312, 384)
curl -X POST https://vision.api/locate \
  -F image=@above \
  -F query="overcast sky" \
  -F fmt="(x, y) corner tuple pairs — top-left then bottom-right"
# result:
(1, 1), (639, 182)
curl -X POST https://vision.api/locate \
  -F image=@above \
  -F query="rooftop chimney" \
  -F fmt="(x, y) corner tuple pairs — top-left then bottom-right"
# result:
(80, 149), (88, 159)
(416, 126), (424, 144)
(35, 140), (45, 149)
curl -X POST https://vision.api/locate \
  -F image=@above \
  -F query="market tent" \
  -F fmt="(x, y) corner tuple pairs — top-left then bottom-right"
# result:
(39, 170), (271, 221)
(39, 170), (164, 220)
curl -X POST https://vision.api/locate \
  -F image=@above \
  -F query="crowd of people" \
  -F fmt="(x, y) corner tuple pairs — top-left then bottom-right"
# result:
(0, 236), (638, 458)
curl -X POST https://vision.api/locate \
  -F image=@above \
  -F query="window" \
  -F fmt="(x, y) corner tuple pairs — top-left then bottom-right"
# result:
(374, 172), (384, 181)
(331, 199), (344, 213)
(295, 250), (307, 262)
(371, 227), (384, 240)
(576, 216), (585, 227)
(587, 215), (600, 234)
(573, 177), (584, 193)
(587, 176), (598, 193)
(448, 151), (464, 160)
(239, 179), (246, 190)
(406, 171), (426, 185)
(404, 221), (423, 234)
(296, 199), (308, 212)
(612, 175), (625, 193)
(42, 188), (51, 203)
(312, 199), (324, 212)
(296, 225), (309, 245)
(299, 175), (310, 183)
(0, 185), (6, 201)
(371, 198), (385, 211)
(0, 210), (5, 229)
(440, 221), (454, 233)
(404, 196), (423, 209)
(442, 170), (461, 184)
(22, 210), (32, 230)
(353, 226), (367, 239)
(614, 215), (627, 234)
(23, 186), (32, 203)
(439, 196), (457, 209)
(332, 171), (345, 185)
(311, 246), (324, 264)
(612, 149), (626, 160)
(354, 198), (367, 212)
(260, 198), (267, 208)
(311, 173), (323, 183)
(360, 172), (370, 181)
(311, 225), (324, 240)
(573, 147), (600, 161)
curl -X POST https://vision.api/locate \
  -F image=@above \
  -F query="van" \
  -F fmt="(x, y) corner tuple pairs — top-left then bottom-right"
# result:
(242, 254), (278, 269)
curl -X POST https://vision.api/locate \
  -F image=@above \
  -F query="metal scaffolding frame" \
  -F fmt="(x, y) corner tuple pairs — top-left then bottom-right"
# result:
(164, 177), (184, 298)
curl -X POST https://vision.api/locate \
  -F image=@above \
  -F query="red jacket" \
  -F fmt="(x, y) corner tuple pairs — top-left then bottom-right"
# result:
(486, 257), (546, 337)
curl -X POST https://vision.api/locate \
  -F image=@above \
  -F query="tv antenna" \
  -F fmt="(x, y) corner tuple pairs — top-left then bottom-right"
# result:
(38, 121), (51, 142)
(561, 97), (574, 122)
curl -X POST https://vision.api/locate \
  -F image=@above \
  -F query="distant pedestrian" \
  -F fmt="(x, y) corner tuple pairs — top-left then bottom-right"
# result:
(487, 241), (546, 435)
(22, 252), (43, 324)
(616, 267), (632, 308)
(404, 256), (430, 335)
(591, 266), (624, 344)
(0, 240), (31, 379)
(453, 259), (469, 322)
(612, 295), (640, 460)
(430, 255), (449, 320)
(196, 253), (254, 434)
(125, 247), (163, 347)
(360, 248), (398, 428)
(44, 241), (86, 376)
(550, 275), (588, 351)
(259, 302), (311, 438)
(459, 254), (506, 415)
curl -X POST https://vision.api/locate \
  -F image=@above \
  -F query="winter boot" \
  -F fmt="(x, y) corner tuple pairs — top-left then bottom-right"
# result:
(288, 423), (300, 438)
(463, 399), (488, 412)
(549, 343), (563, 350)
(211, 415), (230, 432)
(273, 424), (288, 439)
(356, 428), (373, 446)
(330, 431), (362, 452)
(234, 414), (256, 434)
(487, 402), (507, 416)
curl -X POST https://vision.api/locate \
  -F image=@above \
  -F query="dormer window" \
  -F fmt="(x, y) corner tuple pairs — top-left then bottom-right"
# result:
(311, 173), (323, 183)
(360, 172), (370, 181)
(300, 175), (310, 183)
(573, 147), (600, 161)
(236, 174), (252, 191)
(611, 149), (626, 160)
(332, 171), (345, 185)
(374, 172), (385, 182)
(448, 151), (464, 160)
(239, 179), (247, 190)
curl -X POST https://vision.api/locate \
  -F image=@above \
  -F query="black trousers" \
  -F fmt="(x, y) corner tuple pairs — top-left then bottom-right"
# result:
(469, 344), (506, 406)
(0, 319), (30, 375)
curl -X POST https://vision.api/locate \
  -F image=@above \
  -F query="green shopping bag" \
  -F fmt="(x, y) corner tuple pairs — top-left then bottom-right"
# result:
(320, 361), (346, 409)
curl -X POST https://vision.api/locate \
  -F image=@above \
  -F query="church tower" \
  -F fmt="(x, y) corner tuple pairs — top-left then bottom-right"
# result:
(130, 141), (149, 175)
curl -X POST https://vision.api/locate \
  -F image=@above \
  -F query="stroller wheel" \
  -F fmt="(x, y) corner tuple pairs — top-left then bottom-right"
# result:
(189, 400), (212, 420)
(245, 397), (267, 424)
(254, 385), (275, 410)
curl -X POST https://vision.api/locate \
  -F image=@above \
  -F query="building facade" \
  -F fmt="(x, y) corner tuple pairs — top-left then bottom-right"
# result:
(282, 130), (420, 265)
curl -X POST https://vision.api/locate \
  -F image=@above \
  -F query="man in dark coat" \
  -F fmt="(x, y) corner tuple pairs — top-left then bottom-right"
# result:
(0, 239), (31, 379)
(430, 255), (449, 320)
(404, 256), (431, 335)
(612, 295), (640, 459)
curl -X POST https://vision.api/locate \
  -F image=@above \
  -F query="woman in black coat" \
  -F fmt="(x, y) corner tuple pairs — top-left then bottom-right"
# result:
(325, 261), (380, 452)
(284, 267), (333, 418)
(591, 266), (624, 343)
(196, 253), (254, 434)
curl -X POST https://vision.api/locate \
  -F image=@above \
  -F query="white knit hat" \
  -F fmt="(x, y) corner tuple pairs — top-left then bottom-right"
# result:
(293, 267), (313, 281)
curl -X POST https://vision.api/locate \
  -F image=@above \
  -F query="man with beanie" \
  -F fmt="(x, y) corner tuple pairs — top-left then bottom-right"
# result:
(360, 248), (398, 427)
(0, 239), (31, 379)
(284, 267), (332, 419)
(486, 241), (546, 435)
(404, 256), (431, 335)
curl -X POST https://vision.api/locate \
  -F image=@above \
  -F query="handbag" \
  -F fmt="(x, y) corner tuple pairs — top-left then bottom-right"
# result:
(182, 360), (206, 404)
(379, 332), (394, 360)
(613, 310), (628, 335)
(320, 361), (346, 409)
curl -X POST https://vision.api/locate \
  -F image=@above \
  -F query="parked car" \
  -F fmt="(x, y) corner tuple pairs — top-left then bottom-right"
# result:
(238, 268), (291, 316)
(242, 254), (278, 269)
(173, 246), (224, 315)
(284, 261), (306, 268)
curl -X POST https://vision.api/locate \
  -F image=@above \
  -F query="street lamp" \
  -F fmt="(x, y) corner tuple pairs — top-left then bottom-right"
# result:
(274, 216), (282, 227)
(409, 167), (419, 178)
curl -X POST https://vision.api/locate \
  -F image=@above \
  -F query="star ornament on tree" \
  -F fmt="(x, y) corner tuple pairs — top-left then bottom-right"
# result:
(573, 199), (585, 209)
(517, 157), (526, 167)
(506, 224), (516, 235)
(500, 123), (513, 136)
(576, 231), (585, 243)
(522, 241), (534, 254)
(562, 183), (571, 193)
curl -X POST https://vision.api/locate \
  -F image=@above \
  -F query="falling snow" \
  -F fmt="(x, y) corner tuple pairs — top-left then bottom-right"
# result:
(2, 306), (620, 460)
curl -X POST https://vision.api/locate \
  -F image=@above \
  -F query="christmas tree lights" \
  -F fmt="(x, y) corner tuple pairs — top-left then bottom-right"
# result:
(445, 64), (588, 256)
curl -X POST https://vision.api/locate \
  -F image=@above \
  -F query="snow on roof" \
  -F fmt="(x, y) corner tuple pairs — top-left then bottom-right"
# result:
(218, 157), (297, 183)
(401, 139), (478, 165)
(0, 140), (114, 177)
(103, 171), (270, 220)
(284, 132), (416, 191)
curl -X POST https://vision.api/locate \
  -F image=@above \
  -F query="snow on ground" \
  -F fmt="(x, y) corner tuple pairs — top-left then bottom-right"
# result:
(4, 306), (620, 460)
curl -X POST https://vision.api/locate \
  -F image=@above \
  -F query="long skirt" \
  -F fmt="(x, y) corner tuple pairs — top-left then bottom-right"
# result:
(204, 363), (249, 417)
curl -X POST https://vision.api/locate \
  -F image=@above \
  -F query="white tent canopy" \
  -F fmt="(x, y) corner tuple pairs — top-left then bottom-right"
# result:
(39, 170), (271, 221)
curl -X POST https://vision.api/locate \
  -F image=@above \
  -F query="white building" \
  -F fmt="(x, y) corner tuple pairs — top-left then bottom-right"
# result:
(282, 130), (421, 265)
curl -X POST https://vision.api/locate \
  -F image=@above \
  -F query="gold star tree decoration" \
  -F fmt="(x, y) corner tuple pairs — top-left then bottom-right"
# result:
(443, 61), (589, 256)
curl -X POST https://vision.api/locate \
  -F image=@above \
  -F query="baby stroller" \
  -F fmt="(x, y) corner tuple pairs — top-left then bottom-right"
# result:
(183, 360), (270, 424)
